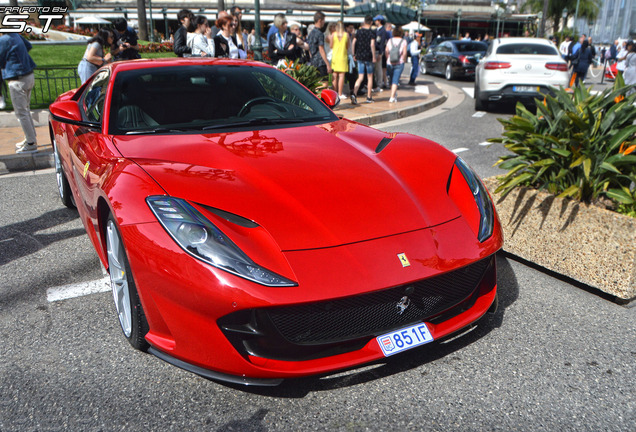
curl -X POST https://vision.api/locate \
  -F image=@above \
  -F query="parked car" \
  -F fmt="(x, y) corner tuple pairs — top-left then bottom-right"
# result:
(474, 37), (569, 111)
(49, 58), (503, 386)
(420, 40), (487, 80)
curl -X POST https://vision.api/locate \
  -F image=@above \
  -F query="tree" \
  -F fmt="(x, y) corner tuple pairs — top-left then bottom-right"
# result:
(523, 0), (601, 35)
(137, 0), (148, 41)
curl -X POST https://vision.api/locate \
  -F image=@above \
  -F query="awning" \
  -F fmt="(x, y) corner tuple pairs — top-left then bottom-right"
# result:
(74, 16), (112, 25)
(346, 3), (417, 26)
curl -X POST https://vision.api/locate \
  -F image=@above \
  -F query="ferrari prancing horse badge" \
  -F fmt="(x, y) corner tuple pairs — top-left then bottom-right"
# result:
(397, 253), (410, 267)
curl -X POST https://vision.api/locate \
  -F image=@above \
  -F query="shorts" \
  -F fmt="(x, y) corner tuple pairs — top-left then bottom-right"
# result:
(386, 63), (405, 86)
(357, 60), (373, 74)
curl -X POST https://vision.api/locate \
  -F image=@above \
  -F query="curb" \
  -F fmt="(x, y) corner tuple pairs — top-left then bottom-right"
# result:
(0, 88), (448, 175)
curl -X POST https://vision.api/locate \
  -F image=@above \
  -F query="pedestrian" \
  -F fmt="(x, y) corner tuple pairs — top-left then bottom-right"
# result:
(173, 9), (194, 57)
(385, 26), (407, 103)
(230, 6), (244, 48)
(77, 28), (114, 83)
(248, 29), (256, 52)
(214, 15), (246, 58)
(345, 23), (358, 98)
(623, 40), (636, 94)
(559, 36), (571, 60)
(289, 24), (310, 63)
(111, 18), (140, 61)
(268, 13), (284, 43)
(373, 15), (387, 92)
(407, 33), (421, 85)
(307, 11), (331, 79)
(351, 14), (376, 104)
(330, 21), (349, 99)
(191, 15), (215, 57)
(463, 32), (471, 40)
(0, 33), (37, 153)
(210, 11), (229, 38)
(571, 39), (594, 85)
(268, 14), (298, 65)
(617, 40), (629, 77)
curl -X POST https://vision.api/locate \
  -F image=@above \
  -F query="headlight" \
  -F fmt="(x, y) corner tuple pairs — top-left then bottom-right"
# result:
(450, 157), (494, 242)
(147, 196), (296, 287)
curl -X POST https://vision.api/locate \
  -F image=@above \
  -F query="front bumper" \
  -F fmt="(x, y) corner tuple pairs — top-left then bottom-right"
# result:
(121, 214), (502, 384)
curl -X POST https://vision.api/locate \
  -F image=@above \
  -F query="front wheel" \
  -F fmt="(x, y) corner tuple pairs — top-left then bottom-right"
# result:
(445, 63), (455, 81)
(106, 215), (149, 351)
(420, 60), (428, 75)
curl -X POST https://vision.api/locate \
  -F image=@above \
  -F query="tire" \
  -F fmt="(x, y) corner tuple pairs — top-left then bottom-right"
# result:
(445, 63), (454, 81)
(474, 83), (487, 111)
(106, 214), (149, 351)
(52, 137), (75, 209)
(420, 61), (428, 75)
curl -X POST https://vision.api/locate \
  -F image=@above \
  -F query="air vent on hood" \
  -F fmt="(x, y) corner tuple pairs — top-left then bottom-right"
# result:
(375, 137), (393, 154)
(200, 204), (259, 228)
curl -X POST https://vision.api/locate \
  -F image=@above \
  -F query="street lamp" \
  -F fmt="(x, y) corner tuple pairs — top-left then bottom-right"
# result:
(562, 8), (568, 32)
(573, 0), (581, 35)
(495, 6), (503, 38)
(536, 12), (542, 37)
(253, 0), (263, 61)
(456, 9), (462, 39)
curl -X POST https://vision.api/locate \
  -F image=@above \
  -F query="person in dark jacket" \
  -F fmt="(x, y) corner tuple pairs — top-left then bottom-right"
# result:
(268, 14), (298, 64)
(173, 9), (194, 57)
(111, 18), (140, 60)
(213, 15), (246, 58)
(572, 39), (594, 85)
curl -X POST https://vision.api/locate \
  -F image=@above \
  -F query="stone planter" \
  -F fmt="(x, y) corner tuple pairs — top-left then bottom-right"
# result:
(484, 177), (636, 302)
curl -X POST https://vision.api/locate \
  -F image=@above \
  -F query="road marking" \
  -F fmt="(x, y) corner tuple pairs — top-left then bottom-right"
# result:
(479, 141), (492, 146)
(452, 147), (470, 154)
(472, 111), (487, 118)
(47, 276), (110, 302)
(463, 87), (475, 98)
(414, 85), (430, 95)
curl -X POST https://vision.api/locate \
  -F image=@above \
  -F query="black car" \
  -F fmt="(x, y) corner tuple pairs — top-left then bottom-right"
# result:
(420, 40), (488, 80)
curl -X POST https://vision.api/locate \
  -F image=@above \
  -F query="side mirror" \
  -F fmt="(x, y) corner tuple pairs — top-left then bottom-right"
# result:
(320, 89), (340, 109)
(49, 100), (99, 129)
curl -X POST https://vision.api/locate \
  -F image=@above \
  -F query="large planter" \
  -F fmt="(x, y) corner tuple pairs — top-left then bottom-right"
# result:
(484, 177), (636, 302)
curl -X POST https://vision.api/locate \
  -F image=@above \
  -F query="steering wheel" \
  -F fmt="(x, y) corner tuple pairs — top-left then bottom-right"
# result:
(237, 96), (281, 117)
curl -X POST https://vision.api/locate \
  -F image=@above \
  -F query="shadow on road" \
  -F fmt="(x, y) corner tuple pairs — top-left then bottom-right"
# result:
(221, 252), (520, 398)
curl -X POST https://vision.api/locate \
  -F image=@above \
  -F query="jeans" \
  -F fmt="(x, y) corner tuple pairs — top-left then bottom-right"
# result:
(7, 72), (36, 144)
(387, 63), (405, 86)
(409, 55), (419, 83)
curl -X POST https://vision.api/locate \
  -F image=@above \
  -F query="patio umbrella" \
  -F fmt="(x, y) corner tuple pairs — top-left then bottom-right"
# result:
(402, 21), (431, 32)
(74, 16), (112, 25)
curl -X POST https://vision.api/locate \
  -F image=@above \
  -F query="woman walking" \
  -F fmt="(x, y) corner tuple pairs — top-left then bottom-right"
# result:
(77, 29), (113, 84)
(572, 39), (594, 85)
(330, 21), (350, 99)
(385, 27), (407, 103)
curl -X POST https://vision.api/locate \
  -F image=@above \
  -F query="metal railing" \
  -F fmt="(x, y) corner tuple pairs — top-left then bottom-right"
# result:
(2, 66), (81, 110)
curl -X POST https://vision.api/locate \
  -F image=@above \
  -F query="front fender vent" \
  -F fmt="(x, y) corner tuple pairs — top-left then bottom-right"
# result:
(375, 137), (393, 154)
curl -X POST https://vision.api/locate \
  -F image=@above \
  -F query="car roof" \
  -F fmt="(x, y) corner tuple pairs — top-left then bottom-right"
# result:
(106, 58), (273, 74)
(494, 37), (554, 46)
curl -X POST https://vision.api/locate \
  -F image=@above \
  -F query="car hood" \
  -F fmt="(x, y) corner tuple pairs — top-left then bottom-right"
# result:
(112, 120), (461, 251)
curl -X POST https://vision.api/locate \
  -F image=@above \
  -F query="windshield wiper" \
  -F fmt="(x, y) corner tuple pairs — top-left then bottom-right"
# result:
(124, 126), (212, 135)
(201, 117), (306, 131)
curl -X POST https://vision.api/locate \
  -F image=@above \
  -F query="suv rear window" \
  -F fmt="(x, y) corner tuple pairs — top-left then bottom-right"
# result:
(496, 44), (558, 55)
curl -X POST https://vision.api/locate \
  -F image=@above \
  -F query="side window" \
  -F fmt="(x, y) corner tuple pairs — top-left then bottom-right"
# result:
(82, 70), (110, 123)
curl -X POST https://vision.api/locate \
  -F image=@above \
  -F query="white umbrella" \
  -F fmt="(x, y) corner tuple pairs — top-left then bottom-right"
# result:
(401, 21), (430, 32)
(74, 16), (112, 25)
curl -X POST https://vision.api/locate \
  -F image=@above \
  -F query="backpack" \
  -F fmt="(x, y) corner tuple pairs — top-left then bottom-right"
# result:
(389, 38), (403, 64)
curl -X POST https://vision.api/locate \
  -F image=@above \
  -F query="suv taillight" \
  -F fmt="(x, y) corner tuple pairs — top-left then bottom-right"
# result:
(484, 61), (511, 70)
(545, 62), (569, 71)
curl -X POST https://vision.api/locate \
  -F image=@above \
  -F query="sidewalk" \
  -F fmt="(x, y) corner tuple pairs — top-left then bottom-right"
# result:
(0, 77), (447, 175)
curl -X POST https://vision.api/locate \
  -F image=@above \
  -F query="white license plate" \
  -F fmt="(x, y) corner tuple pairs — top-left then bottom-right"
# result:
(377, 322), (434, 357)
(513, 85), (540, 93)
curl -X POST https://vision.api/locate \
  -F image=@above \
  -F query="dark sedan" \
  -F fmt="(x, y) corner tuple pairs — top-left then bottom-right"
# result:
(420, 40), (488, 80)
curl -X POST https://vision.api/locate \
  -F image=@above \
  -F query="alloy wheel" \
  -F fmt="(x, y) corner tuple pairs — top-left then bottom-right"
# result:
(107, 219), (132, 338)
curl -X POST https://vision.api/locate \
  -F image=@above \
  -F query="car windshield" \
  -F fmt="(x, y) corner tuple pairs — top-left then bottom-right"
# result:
(456, 42), (486, 52)
(108, 64), (337, 135)
(496, 44), (558, 55)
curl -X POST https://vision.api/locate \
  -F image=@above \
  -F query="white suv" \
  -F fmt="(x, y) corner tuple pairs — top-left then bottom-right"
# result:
(474, 37), (569, 111)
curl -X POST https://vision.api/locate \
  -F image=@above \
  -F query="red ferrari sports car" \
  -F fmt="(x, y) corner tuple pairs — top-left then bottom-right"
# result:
(49, 58), (503, 385)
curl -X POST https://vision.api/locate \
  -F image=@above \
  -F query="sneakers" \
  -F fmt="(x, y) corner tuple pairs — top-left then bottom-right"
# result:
(15, 139), (37, 153)
(350, 94), (358, 105)
(372, 87), (383, 93)
(339, 94), (347, 100)
(389, 97), (397, 103)
(365, 97), (374, 103)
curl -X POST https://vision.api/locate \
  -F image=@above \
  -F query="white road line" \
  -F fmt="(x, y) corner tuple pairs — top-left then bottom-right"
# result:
(472, 111), (486, 118)
(47, 276), (110, 302)
(414, 85), (430, 95)
(452, 147), (470, 154)
(462, 87), (475, 98)
(479, 141), (492, 146)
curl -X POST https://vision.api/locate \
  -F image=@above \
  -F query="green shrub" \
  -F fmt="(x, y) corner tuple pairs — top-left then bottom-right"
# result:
(489, 76), (636, 216)
(277, 59), (323, 94)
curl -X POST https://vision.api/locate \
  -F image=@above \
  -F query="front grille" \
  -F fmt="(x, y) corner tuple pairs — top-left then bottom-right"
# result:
(266, 257), (491, 345)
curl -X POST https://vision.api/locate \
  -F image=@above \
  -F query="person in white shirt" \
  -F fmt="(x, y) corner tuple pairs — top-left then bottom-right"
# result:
(407, 33), (421, 85)
(559, 36), (571, 60)
(617, 41), (629, 74)
(191, 15), (215, 57)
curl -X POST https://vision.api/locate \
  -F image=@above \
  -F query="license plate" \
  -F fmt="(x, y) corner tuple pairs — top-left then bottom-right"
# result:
(513, 85), (540, 93)
(377, 322), (434, 357)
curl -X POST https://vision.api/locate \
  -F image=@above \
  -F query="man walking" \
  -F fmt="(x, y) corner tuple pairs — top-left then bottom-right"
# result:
(408, 33), (421, 85)
(0, 33), (37, 153)
(307, 11), (331, 78)
(351, 15), (376, 104)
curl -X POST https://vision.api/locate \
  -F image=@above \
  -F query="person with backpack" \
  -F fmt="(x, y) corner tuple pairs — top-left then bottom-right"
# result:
(385, 27), (407, 103)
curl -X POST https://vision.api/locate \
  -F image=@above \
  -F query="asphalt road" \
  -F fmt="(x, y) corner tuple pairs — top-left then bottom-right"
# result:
(1, 74), (634, 431)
